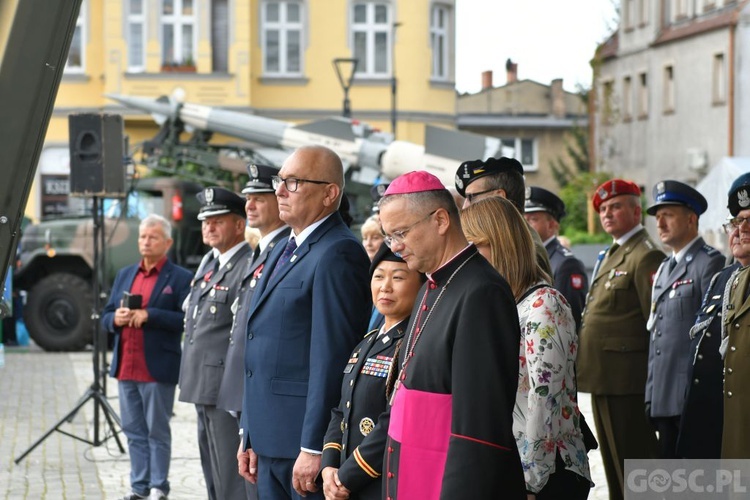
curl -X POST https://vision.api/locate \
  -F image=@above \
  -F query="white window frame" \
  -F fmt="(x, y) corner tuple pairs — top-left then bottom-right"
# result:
(261, 1), (304, 76)
(674, 0), (688, 19)
(500, 137), (538, 171)
(430, 4), (450, 81)
(127, 0), (147, 72)
(624, 0), (635, 29)
(713, 52), (727, 104)
(161, 0), (198, 66)
(638, 0), (649, 25)
(65, 0), (86, 74)
(351, 2), (392, 78)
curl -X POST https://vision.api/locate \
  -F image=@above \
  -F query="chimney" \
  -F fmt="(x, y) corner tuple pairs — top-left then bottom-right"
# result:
(505, 58), (518, 84)
(481, 70), (493, 90)
(550, 78), (566, 118)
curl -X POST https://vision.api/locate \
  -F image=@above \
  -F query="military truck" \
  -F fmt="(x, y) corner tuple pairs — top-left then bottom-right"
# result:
(14, 177), (206, 351)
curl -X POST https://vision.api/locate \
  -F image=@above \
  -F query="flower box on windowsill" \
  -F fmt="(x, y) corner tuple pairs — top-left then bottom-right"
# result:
(161, 64), (196, 73)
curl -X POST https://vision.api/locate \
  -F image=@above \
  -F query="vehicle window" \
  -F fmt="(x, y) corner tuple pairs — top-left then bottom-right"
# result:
(103, 190), (164, 220)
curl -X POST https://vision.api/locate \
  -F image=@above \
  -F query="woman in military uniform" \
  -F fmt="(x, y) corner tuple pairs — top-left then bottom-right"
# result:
(320, 243), (424, 500)
(462, 197), (592, 499)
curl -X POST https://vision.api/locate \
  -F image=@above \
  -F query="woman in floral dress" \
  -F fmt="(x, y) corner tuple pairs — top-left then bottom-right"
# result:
(462, 196), (592, 499)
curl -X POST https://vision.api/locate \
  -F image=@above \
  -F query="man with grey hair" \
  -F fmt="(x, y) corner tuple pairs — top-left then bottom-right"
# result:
(102, 214), (193, 500)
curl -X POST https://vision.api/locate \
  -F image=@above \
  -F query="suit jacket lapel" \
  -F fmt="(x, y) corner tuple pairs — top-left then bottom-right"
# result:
(250, 214), (341, 314)
(200, 244), (250, 298)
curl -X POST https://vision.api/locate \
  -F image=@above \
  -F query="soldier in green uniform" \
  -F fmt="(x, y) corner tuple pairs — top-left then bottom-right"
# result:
(721, 173), (750, 459)
(577, 179), (664, 500)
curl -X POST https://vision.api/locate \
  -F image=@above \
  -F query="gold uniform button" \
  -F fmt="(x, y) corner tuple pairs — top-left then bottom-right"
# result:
(728, 391), (733, 398)
(728, 368), (733, 374)
(731, 346), (737, 352)
(346, 401), (351, 408)
(697, 354), (703, 360)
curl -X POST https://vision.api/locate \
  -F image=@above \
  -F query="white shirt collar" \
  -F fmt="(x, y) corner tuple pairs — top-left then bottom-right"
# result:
(218, 241), (248, 268)
(615, 224), (644, 246)
(258, 225), (289, 254)
(291, 213), (334, 247)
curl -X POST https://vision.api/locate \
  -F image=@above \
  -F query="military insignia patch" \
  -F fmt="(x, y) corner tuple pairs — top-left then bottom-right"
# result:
(377, 184), (387, 196)
(205, 188), (214, 203)
(455, 175), (463, 190)
(359, 417), (375, 436)
(250, 164), (259, 178)
(570, 274), (584, 290)
(739, 189), (750, 208)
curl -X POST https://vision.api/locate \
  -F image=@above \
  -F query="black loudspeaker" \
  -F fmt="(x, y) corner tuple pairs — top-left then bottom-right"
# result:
(69, 113), (126, 197)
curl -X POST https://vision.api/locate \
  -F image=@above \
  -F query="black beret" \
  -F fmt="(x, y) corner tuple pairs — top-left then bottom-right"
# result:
(197, 187), (246, 220)
(524, 186), (566, 221)
(454, 157), (524, 197)
(728, 173), (750, 216)
(646, 180), (707, 216)
(369, 242), (405, 277)
(242, 163), (278, 194)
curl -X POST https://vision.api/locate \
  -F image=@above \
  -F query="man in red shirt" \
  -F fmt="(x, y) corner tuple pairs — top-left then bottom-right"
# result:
(102, 214), (192, 500)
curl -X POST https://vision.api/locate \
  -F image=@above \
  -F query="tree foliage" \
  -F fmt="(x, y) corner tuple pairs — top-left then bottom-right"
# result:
(559, 171), (612, 241)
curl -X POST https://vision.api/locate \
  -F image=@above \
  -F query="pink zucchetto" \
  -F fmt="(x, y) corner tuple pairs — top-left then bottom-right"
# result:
(383, 171), (446, 196)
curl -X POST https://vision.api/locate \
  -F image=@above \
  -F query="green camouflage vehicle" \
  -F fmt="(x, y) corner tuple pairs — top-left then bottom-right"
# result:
(14, 177), (207, 351)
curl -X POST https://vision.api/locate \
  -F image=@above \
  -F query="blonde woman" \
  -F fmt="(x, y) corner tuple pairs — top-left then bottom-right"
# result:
(360, 215), (384, 261)
(462, 196), (592, 499)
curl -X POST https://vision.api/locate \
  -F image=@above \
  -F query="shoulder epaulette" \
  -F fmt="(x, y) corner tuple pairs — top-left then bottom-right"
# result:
(703, 244), (720, 256)
(643, 239), (655, 250)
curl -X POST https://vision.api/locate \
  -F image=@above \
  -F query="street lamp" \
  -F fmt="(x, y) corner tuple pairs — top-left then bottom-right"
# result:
(333, 58), (358, 118)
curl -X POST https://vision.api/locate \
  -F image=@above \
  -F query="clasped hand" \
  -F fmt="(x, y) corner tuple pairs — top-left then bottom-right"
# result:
(114, 306), (148, 328)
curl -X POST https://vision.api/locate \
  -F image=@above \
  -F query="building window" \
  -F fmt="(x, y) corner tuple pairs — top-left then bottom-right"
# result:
(623, 76), (632, 121)
(212, 0), (229, 72)
(262, 1), (303, 76)
(65, 0), (86, 73)
(352, 2), (392, 77)
(638, 0), (649, 25)
(430, 4), (450, 80)
(713, 53), (727, 104)
(702, 0), (716, 12)
(500, 137), (537, 171)
(624, 0), (635, 29)
(663, 65), (675, 113)
(601, 79), (615, 125)
(127, 0), (146, 71)
(638, 72), (649, 118)
(161, 0), (197, 67)
(674, 0), (688, 19)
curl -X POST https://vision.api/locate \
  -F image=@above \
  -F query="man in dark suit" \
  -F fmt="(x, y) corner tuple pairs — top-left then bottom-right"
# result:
(237, 146), (371, 500)
(578, 179), (665, 500)
(644, 180), (724, 458)
(217, 163), (289, 424)
(180, 187), (252, 500)
(102, 214), (192, 500)
(524, 186), (589, 329)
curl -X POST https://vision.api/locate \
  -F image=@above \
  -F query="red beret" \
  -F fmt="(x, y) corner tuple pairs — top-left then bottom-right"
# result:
(384, 171), (446, 196)
(592, 179), (641, 212)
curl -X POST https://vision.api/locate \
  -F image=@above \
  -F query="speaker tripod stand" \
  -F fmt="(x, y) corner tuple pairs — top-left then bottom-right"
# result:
(15, 196), (124, 463)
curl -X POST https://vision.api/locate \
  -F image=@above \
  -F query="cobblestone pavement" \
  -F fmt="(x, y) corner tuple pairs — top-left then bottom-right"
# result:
(0, 345), (611, 499)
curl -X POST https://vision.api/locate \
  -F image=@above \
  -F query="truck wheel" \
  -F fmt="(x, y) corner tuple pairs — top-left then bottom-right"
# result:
(24, 273), (93, 351)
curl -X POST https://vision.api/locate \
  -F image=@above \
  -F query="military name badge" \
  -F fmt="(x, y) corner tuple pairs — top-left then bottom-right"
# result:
(359, 417), (375, 436)
(344, 350), (360, 373)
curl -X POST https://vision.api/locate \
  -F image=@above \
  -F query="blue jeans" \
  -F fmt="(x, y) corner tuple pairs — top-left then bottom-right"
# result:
(119, 380), (176, 496)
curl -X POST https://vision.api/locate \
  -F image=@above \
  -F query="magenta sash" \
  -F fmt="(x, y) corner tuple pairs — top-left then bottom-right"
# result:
(388, 385), (452, 500)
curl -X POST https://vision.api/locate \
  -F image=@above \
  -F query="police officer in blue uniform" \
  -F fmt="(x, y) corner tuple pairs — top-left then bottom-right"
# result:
(524, 186), (589, 329)
(645, 180), (724, 458)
